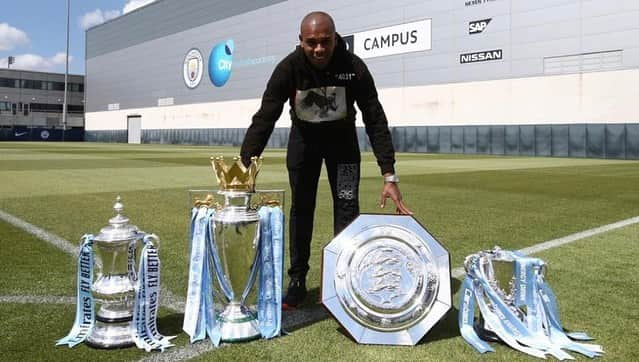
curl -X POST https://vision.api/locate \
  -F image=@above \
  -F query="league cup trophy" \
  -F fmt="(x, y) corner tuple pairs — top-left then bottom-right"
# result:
(184, 156), (284, 345)
(57, 196), (173, 351)
(459, 247), (603, 359)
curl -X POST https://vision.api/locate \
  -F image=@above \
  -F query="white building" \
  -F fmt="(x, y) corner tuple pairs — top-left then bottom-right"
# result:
(85, 0), (639, 158)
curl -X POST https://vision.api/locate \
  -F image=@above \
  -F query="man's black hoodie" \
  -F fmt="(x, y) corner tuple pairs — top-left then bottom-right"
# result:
(240, 34), (395, 175)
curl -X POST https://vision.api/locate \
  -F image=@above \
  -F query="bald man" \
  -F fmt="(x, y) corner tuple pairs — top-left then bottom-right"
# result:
(241, 11), (411, 309)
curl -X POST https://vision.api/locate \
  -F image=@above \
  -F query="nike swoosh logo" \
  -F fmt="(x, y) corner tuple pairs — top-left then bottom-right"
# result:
(14, 132), (28, 137)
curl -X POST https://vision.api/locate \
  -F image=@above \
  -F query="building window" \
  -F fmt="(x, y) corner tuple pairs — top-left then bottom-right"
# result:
(51, 82), (65, 91)
(544, 50), (623, 75)
(0, 77), (16, 88)
(0, 75), (82, 92)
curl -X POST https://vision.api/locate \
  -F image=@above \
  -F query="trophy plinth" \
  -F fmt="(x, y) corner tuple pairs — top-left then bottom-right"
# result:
(86, 197), (142, 349)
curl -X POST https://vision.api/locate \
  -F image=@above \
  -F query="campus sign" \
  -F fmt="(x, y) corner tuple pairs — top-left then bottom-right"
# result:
(346, 19), (432, 59)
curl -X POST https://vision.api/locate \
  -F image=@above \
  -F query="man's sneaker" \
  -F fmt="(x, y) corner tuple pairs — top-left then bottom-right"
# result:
(282, 278), (307, 310)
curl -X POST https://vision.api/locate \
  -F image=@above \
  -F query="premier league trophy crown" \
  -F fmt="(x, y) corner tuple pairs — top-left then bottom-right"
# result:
(57, 196), (174, 351)
(459, 247), (603, 359)
(184, 156), (284, 345)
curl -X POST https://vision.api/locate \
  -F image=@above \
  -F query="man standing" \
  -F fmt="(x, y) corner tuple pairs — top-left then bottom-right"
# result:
(240, 11), (412, 309)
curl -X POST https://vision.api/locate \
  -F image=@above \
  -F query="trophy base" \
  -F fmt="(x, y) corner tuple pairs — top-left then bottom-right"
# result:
(86, 319), (135, 349)
(218, 303), (261, 343)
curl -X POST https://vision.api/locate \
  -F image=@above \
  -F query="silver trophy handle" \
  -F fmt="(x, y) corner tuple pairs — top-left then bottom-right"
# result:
(143, 233), (160, 249)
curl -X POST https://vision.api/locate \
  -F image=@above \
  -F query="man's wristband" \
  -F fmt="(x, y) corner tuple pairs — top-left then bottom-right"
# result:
(384, 174), (399, 183)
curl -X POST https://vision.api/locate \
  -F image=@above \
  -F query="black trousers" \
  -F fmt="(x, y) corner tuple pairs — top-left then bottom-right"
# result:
(286, 122), (361, 281)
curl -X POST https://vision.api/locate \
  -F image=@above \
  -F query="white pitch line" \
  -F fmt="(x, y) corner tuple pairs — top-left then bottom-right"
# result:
(0, 209), (83, 263)
(451, 215), (639, 279)
(137, 306), (329, 362)
(0, 209), (184, 313)
(0, 295), (75, 305)
(516, 216), (639, 255)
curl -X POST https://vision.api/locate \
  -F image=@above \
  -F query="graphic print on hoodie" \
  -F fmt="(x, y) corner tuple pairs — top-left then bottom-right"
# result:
(295, 86), (347, 123)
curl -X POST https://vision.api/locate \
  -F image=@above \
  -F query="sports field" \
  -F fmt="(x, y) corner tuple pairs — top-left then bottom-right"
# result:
(0, 142), (637, 361)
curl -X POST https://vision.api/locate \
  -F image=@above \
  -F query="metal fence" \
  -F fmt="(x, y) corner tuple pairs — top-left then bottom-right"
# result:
(83, 123), (639, 160)
(381, 124), (638, 159)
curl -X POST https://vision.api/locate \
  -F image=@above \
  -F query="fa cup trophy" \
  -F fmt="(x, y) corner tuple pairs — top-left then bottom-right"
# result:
(184, 156), (284, 345)
(57, 196), (173, 351)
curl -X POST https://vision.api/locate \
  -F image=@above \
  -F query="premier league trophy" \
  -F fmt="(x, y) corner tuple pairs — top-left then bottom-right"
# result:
(459, 247), (603, 359)
(184, 156), (284, 345)
(57, 196), (174, 351)
(322, 214), (451, 345)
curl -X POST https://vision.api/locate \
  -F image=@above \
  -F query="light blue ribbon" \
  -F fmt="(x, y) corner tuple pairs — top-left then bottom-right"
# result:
(183, 207), (227, 346)
(473, 280), (548, 359)
(460, 249), (604, 360)
(132, 235), (175, 351)
(56, 234), (95, 348)
(513, 257), (573, 360)
(256, 206), (284, 339)
(183, 207), (211, 342)
(537, 276), (603, 357)
(205, 211), (222, 346)
(269, 206), (284, 337)
(469, 259), (551, 357)
(458, 276), (494, 353)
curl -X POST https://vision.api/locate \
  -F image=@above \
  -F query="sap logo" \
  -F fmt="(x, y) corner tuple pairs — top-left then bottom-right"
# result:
(469, 18), (492, 34)
(460, 49), (502, 64)
(335, 73), (356, 81)
(209, 40), (234, 87)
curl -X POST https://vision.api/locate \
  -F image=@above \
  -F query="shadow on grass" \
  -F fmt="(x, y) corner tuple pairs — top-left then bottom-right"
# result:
(158, 313), (185, 336)
(451, 277), (461, 295)
(282, 287), (330, 333)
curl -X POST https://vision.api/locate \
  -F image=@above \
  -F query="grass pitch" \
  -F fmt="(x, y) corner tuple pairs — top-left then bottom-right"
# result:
(0, 142), (638, 361)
